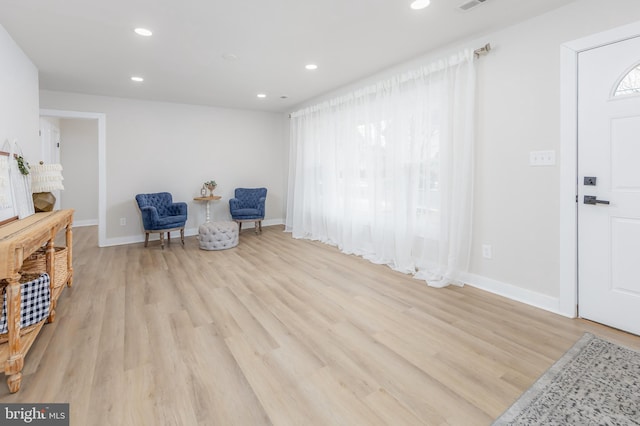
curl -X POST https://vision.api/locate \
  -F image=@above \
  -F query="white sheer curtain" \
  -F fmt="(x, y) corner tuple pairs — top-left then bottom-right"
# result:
(286, 49), (475, 287)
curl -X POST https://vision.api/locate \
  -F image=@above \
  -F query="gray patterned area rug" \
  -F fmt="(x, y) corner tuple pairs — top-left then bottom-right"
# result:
(493, 333), (640, 425)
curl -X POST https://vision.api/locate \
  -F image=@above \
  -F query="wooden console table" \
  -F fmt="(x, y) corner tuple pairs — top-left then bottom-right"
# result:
(0, 209), (74, 393)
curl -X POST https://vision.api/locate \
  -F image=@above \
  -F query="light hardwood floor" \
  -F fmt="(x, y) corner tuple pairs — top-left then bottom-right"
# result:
(2, 225), (639, 425)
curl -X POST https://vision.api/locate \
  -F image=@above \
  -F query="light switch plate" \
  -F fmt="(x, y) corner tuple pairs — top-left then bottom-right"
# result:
(529, 150), (556, 166)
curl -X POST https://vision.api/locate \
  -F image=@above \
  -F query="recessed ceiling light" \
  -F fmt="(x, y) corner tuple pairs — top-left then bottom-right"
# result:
(131, 76), (144, 82)
(410, 0), (430, 10)
(134, 28), (153, 37)
(257, 93), (267, 98)
(222, 53), (238, 61)
(305, 64), (318, 70)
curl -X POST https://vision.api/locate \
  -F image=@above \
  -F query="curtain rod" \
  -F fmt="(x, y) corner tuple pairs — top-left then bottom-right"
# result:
(289, 45), (491, 118)
(474, 43), (491, 58)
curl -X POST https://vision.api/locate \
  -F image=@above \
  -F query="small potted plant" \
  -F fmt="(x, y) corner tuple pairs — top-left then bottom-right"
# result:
(204, 180), (217, 196)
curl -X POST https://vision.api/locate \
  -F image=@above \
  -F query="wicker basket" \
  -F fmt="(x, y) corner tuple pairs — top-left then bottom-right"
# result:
(20, 247), (68, 289)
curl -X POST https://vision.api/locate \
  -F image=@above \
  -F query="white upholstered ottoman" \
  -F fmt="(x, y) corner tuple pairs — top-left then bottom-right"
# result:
(198, 221), (239, 250)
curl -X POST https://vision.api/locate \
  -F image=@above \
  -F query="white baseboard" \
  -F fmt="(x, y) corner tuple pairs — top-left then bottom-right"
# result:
(73, 219), (99, 227)
(237, 218), (284, 228)
(102, 227), (199, 247)
(101, 219), (285, 247)
(460, 272), (570, 318)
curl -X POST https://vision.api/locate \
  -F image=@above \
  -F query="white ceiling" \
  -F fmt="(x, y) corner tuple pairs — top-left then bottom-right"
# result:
(0, 0), (577, 113)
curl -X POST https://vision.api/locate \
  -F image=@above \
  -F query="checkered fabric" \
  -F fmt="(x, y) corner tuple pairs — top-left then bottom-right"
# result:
(0, 273), (50, 334)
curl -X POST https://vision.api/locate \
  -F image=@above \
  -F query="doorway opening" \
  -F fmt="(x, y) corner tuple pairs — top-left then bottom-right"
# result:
(39, 109), (106, 247)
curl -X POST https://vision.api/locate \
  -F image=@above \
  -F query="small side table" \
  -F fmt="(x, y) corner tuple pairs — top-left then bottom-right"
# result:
(193, 195), (222, 223)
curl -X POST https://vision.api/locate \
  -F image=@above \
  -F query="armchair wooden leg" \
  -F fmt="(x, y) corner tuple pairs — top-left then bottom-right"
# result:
(144, 232), (150, 247)
(167, 232), (171, 245)
(259, 220), (262, 233)
(238, 221), (243, 233)
(180, 228), (185, 245)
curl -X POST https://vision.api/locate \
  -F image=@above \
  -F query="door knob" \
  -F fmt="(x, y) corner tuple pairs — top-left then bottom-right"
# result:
(584, 195), (610, 205)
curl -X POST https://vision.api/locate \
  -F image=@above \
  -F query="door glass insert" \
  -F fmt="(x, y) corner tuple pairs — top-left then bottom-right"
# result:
(614, 64), (640, 96)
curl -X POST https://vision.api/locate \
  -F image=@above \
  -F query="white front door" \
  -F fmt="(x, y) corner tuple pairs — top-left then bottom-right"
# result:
(578, 36), (640, 335)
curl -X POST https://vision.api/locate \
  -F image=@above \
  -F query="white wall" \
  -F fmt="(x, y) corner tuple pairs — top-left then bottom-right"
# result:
(287, 0), (640, 312)
(0, 24), (39, 162)
(59, 118), (99, 225)
(469, 0), (640, 307)
(40, 91), (286, 245)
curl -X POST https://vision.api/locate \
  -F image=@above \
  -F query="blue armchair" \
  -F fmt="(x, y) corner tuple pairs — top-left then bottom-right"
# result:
(229, 187), (267, 234)
(135, 192), (187, 249)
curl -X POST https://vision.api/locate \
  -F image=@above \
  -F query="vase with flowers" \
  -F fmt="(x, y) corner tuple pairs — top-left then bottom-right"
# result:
(204, 180), (217, 196)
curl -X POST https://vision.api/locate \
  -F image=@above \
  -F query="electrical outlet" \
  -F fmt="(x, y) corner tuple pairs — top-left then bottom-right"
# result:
(120, 217), (126, 226)
(482, 244), (492, 259)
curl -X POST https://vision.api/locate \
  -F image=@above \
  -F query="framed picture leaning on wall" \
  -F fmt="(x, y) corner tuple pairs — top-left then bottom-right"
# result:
(0, 139), (36, 224)
(0, 150), (18, 225)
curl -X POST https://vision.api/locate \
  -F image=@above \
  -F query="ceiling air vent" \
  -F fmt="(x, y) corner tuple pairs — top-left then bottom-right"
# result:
(458, 0), (487, 12)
